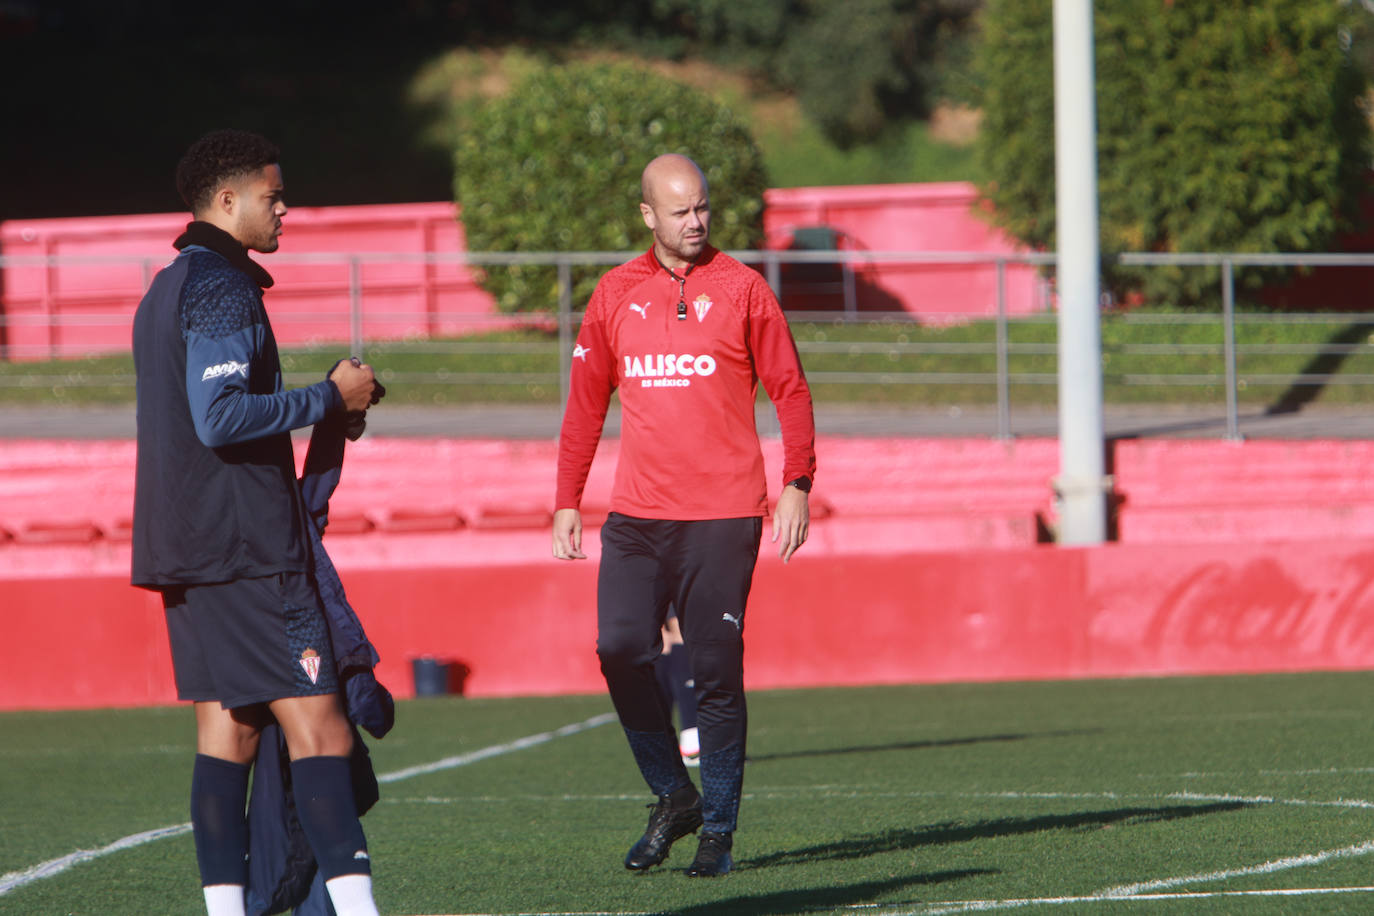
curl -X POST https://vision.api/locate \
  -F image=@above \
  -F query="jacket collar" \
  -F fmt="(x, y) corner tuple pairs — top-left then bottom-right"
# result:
(645, 243), (717, 275)
(174, 221), (275, 289)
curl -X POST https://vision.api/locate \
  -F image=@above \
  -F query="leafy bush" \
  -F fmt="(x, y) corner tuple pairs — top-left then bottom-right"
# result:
(453, 60), (768, 313)
(974, 0), (1370, 307)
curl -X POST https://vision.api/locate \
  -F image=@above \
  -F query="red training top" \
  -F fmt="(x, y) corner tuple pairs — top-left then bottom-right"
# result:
(556, 246), (816, 521)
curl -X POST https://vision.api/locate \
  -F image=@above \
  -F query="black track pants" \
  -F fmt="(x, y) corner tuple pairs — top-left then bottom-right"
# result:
(596, 513), (762, 758)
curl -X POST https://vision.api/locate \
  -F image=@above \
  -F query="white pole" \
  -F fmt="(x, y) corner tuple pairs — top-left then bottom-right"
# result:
(1053, 0), (1107, 544)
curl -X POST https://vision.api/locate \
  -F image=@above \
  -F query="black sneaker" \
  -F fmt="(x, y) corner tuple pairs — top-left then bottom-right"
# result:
(685, 831), (733, 877)
(624, 787), (703, 871)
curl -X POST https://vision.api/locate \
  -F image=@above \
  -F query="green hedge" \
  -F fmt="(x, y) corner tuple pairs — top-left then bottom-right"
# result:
(974, 0), (1370, 307)
(453, 60), (768, 313)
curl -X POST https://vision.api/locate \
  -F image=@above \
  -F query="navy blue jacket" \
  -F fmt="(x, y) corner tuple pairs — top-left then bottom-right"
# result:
(245, 401), (395, 916)
(131, 222), (342, 587)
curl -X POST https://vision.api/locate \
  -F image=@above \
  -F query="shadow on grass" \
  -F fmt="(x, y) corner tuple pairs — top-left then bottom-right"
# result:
(666, 869), (995, 916)
(1105, 414), (1252, 440)
(748, 729), (1100, 764)
(1264, 321), (1374, 416)
(741, 800), (1252, 869)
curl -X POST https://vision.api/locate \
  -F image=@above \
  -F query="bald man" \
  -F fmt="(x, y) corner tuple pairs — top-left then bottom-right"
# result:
(552, 154), (816, 877)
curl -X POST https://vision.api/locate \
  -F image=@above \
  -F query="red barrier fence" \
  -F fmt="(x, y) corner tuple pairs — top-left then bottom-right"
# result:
(3, 435), (1374, 710)
(8, 181), (1374, 364)
(12, 436), (1374, 558)
(0, 183), (1037, 360)
(762, 182), (1042, 318)
(0, 203), (500, 360)
(7, 537), (1374, 711)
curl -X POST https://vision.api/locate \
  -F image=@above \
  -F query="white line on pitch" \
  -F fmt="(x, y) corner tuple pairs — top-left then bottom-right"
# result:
(1169, 765), (1374, 779)
(0, 825), (194, 898)
(975, 787), (1374, 812)
(382, 784), (1374, 814)
(377, 712), (616, 783)
(904, 885), (1374, 914)
(895, 842), (1374, 914)
(1096, 839), (1374, 897)
(356, 887), (1374, 916)
(0, 712), (616, 898)
(383, 793), (647, 804)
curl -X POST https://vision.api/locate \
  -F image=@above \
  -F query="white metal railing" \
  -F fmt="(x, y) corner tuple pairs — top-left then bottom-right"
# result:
(4, 249), (1374, 439)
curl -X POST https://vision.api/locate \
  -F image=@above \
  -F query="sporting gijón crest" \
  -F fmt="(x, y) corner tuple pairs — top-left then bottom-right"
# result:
(693, 294), (712, 322)
(299, 647), (321, 684)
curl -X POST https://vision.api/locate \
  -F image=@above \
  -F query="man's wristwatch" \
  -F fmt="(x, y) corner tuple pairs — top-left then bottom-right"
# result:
(786, 476), (812, 493)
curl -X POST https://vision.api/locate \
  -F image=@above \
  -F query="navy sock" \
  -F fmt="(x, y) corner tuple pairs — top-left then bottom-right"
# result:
(623, 727), (693, 798)
(190, 754), (250, 887)
(290, 756), (371, 880)
(699, 741), (745, 835)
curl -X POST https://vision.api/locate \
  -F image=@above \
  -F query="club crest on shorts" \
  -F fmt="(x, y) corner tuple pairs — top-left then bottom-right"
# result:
(299, 647), (322, 684)
(693, 294), (713, 322)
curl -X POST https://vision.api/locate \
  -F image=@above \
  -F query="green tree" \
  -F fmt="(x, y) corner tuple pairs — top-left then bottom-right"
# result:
(974, 0), (1370, 305)
(652, 0), (980, 146)
(454, 60), (768, 313)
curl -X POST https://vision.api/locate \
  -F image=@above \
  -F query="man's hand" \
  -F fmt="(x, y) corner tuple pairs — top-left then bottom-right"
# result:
(771, 484), (810, 564)
(552, 508), (586, 560)
(329, 359), (377, 412)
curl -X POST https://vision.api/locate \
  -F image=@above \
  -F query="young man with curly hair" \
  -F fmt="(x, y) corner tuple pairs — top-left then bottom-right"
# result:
(132, 129), (382, 916)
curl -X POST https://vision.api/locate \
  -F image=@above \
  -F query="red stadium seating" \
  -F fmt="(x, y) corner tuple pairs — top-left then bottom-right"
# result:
(4, 435), (1374, 709)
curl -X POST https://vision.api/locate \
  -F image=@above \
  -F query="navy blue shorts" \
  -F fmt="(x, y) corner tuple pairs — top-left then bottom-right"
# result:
(162, 571), (339, 709)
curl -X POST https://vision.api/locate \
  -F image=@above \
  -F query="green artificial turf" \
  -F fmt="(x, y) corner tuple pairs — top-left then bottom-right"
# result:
(4, 675), (1374, 914)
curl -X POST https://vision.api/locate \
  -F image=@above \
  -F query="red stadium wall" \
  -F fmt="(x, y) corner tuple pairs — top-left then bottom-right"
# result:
(0, 183), (1033, 360)
(6, 538), (1374, 711)
(4, 436), (1374, 710)
(762, 182), (1042, 319)
(7, 182), (1374, 362)
(0, 202), (496, 360)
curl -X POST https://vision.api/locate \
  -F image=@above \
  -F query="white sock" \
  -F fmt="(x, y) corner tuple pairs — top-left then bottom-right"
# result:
(325, 873), (380, 916)
(680, 726), (700, 756)
(201, 884), (246, 916)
